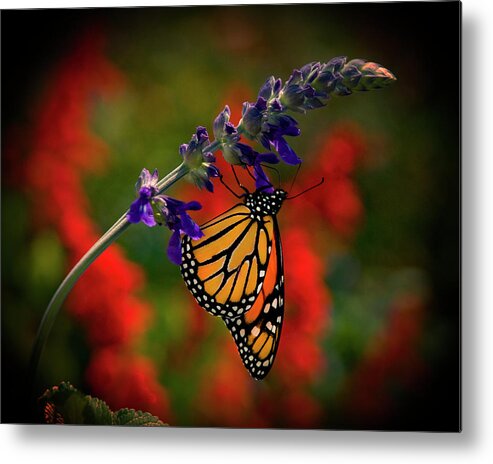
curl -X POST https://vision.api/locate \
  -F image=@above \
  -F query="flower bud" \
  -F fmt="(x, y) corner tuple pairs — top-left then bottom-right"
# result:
(180, 127), (220, 191)
(258, 76), (282, 101)
(341, 59), (397, 91)
(241, 97), (267, 137)
(213, 105), (231, 141)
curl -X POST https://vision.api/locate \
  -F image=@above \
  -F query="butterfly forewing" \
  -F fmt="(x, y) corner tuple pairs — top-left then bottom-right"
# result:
(181, 203), (275, 319)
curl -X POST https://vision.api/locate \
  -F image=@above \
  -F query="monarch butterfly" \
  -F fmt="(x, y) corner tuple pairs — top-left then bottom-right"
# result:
(181, 185), (287, 380)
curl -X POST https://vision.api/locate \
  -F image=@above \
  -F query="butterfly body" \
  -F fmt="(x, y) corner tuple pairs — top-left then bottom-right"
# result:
(181, 188), (287, 380)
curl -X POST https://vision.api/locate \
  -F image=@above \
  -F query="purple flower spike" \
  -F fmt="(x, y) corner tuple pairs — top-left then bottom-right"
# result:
(127, 168), (159, 227)
(231, 56), (396, 170)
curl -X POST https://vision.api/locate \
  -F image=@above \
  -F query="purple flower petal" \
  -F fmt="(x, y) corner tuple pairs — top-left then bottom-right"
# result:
(127, 197), (145, 223)
(225, 122), (237, 136)
(273, 136), (302, 165)
(254, 165), (274, 193)
(180, 212), (203, 240)
(163, 196), (184, 211)
(278, 115), (301, 136)
(258, 133), (271, 151)
(167, 229), (182, 265)
(258, 76), (275, 100)
(150, 168), (159, 184)
(326, 56), (347, 73)
(270, 99), (283, 112)
(204, 179), (214, 192)
(183, 200), (202, 211)
(179, 144), (188, 156)
(213, 106), (230, 140)
(127, 197), (156, 227)
(206, 165), (220, 178)
(273, 78), (282, 94)
(141, 202), (157, 227)
(242, 101), (266, 136)
(257, 152), (279, 165)
(196, 126), (209, 145)
(255, 97), (268, 112)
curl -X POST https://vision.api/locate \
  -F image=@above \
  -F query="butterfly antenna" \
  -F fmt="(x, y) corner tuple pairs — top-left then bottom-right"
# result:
(220, 174), (243, 199)
(286, 177), (325, 200)
(244, 165), (258, 183)
(288, 163), (302, 194)
(231, 165), (249, 195)
(260, 163), (281, 188)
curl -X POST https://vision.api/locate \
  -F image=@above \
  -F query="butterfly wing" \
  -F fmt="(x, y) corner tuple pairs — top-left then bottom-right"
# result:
(222, 215), (284, 380)
(181, 204), (275, 319)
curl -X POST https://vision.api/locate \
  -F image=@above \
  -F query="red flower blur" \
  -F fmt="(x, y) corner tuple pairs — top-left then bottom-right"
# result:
(292, 123), (367, 238)
(86, 348), (171, 421)
(16, 28), (171, 421)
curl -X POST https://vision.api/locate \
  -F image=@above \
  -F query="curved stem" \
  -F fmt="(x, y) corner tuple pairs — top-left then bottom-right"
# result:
(28, 162), (189, 391)
(205, 140), (221, 154)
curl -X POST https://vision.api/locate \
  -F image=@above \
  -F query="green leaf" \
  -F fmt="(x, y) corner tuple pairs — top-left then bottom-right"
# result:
(83, 395), (113, 425)
(40, 382), (87, 424)
(39, 382), (166, 426)
(113, 408), (166, 426)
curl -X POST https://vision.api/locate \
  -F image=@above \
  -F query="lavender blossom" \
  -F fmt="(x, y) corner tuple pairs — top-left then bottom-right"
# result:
(127, 168), (203, 265)
(152, 196), (203, 265)
(127, 168), (159, 227)
(235, 56), (396, 168)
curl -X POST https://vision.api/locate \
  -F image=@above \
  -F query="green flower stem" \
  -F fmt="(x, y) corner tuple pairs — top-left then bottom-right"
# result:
(28, 162), (189, 391)
(203, 140), (221, 157)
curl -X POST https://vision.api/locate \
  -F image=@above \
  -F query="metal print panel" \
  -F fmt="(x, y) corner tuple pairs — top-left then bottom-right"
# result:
(1, 2), (460, 430)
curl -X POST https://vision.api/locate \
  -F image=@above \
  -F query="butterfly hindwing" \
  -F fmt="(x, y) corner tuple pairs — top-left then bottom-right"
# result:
(181, 203), (275, 319)
(222, 217), (284, 380)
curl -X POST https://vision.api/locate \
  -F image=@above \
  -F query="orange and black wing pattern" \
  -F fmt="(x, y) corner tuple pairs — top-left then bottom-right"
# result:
(180, 188), (287, 379)
(222, 216), (284, 380)
(181, 203), (274, 319)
